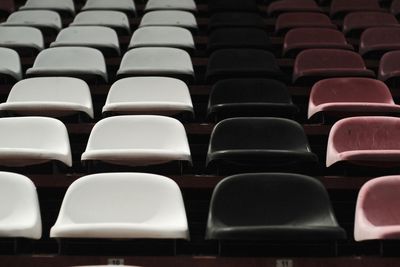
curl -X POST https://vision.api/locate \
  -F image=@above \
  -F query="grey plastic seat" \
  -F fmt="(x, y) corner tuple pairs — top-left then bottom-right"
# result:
(0, 26), (43, 55)
(140, 10), (198, 31)
(117, 48), (194, 83)
(129, 26), (194, 51)
(50, 26), (120, 56)
(0, 171), (42, 240)
(19, 0), (75, 17)
(144, 0), (197, 12)
(0, 10), (62, 35)
(70, 11), (130, 34)
(0, 47), (22, 82)
(26, 47), (108, 83)
(103, 77), (193, 119)
(81, 0), (136, 16)
(0, 77), (94, 118)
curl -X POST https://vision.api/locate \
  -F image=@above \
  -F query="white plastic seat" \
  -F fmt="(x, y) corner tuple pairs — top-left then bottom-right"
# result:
(0, 10), (62, 34)
(26, 47), (108, 82)
(144, 0), (197, 12)
(0, 171), (41, 239)
(81, 0), (136, 16)
(19, 0), (75, 17)
(0, 77), (94, 118)
(0, 47), (22, 82)
(0, 26), (44, 54)
(117, 48), (194, 82)
(50, 172), (189, 239)
(50, 26), (120, 56)
(129, 26), (195, 51)
(81, 115), (192, 167)
(103, 77), (194, 117)
(139, 10), (198, 30)
(0, 117), (72, 167)
(70, 11), (130, 34)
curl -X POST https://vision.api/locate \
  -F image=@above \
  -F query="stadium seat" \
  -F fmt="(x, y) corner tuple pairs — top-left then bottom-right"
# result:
(206, 49), (283, 83)
(139, 10), (198, 30)
(330, 0), (382, 18)
(293, 49), (375, 84)
(207, 27), (271, 53)
(144, 0), (197, 12)
(0, 10), (62, 35)
(81, 0), (136, 16)
(50, 173), (189, 239)
(268, 0), (323, 17)
(326, 116), (400, 167)
(0, 117), (72, 167)
(308, 78), (400, 120)
(0, 47), (22, 82)
(283, 28), (353, 57)
(355, 175), (400, 241)
(26, 47), (108, 83)
(208, 12), (265, 32)
(0, 26), (43, 55)
(206, 173), (346, 240)
(207, 79), (298, 121)
(19, 0), (75, 17)
(206, 117), (318, 173)
(378, 50), (400, 85)
(102, 77), (194, 119)
(81, 115), (192, 168)
(359, 27), (400, 58)
(0, 171), (41, 239)
(0, 77), (94, 118)
(70, 11), (130, 34)
(275, 12), (336, 35)
(129, 26), (195, 51)
(208, 0), (258, 13)
(343, 12), (399, 37)
(117, 48), (194, 83)
(50, 26), (121, 56)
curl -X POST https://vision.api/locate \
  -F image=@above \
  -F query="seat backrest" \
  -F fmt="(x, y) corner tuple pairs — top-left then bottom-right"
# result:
(0, 116), (71, 155)
(0, 171), (41, 239)
(85, 115), (190, 152)
(54, 173), (187, 226)
(208, 173), (338, 227)
(3, 77), (93, 118)
(209, 117), (311, 151)
(310, 78), (394, 106)
(329, 116), (400, 153)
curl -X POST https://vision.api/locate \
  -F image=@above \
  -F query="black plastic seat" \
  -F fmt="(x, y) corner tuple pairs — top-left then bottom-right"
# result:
(206, 117), (318, 173)
(206, 173), (346, 241)
(207, 79), (298, 121)
(208, 12), (265, 32)
(206, 49), (283, 83)
(207, 28), (271, 53)
(208, 0), (259, 13)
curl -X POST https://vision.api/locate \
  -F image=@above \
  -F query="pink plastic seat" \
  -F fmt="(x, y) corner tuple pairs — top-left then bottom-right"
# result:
(343, 12), (399, 37)
(355, 175), (400, 241)
(378, 51), (400, 85)
(275, 12), (336, 35)
(268, 0), (322, 17)
(330, 0), (382, 18)
(308, 78), (400, 119)
(283, 28), (353, 57)
(293, 49), (375, 84)
(359, 27), (400, 58)
(326, 116), (400, 167)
